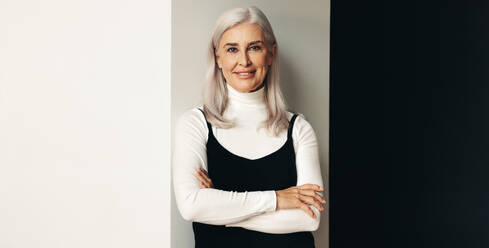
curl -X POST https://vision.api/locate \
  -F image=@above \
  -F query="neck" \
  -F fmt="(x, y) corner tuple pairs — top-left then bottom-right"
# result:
(226, 83), (265, 106)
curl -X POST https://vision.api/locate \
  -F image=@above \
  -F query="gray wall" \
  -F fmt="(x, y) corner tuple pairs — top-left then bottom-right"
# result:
(171, 1), (330, 247)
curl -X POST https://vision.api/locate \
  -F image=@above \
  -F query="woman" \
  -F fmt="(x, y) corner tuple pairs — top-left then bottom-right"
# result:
(172, 6), (326, 248)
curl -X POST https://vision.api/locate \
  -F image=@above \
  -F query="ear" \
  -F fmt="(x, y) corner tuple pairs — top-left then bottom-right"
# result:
(215, 51), (222, 69)
(268, 43), (277, 66)
(216, 57), (222, 69)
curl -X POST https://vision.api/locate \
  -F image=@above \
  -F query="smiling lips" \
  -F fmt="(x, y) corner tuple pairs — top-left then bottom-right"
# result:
(234, 70), (256, 79)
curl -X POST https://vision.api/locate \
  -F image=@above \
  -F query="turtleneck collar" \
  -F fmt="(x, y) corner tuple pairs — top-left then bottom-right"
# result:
(226, 83), (265, 106)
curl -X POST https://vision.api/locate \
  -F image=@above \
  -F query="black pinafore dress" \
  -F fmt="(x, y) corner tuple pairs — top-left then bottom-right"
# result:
(192, 109), (315, 248)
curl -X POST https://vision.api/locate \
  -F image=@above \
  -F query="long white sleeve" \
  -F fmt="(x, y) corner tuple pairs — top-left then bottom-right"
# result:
(172, 108), (277, 225)
(225, 115), (324, 233)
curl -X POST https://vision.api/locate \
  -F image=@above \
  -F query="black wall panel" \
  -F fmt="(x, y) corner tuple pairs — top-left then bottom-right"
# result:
(329, 0), (488, 247)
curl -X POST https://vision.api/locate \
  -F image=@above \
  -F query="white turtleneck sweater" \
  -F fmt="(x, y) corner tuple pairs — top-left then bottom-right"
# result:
(172, 84), (324, 234)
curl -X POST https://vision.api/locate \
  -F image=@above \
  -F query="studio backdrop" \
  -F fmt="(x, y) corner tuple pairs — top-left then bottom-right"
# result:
(171, 0), (331, 247)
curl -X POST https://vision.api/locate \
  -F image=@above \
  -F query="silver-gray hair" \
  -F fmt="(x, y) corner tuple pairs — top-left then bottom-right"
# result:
(203, 6), (289, 136)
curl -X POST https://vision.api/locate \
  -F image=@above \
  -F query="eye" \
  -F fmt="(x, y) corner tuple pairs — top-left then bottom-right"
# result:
(227, 47), (238, 53)
(249, 45), (262, 51)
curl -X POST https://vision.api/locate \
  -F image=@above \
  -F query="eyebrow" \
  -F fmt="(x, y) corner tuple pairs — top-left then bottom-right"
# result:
(223, 40), (264, 48)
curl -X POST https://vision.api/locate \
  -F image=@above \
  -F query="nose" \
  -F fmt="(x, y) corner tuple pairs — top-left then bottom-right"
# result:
(238, 49), (251, 66)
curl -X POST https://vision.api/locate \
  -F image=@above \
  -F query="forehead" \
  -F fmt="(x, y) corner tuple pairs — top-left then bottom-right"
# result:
(219, 23), (265, 46)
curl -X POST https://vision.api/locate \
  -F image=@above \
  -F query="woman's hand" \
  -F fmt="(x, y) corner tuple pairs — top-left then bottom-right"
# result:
(275, 184), (326, 218)
(195, 168), (214, 189)
(195, 168), (325, 218)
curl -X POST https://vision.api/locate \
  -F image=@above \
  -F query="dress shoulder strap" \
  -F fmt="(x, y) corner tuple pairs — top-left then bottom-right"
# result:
(287, 113), (299, 139)
(197, 108), (213, 135)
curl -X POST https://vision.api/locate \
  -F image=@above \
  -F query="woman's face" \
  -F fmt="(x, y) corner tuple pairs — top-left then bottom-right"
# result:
(216, 23), (276, 93)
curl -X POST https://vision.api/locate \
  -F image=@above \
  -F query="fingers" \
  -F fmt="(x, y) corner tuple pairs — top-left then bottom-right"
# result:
(198, 168), (209, 176)
(194, 168), (213, 188)
(196, 168), (211, 184)
(276, 184), (327, 216)
(299, 203), (316, 218)
(298, 188), (327, 204)
(298, 184), (323, 191)
(295, 184), (327, 217)
(298, 184), (326, 204)
(299, 194), (324, 211)
(297, 188), (325, 218)
(199, 181), (208, 189)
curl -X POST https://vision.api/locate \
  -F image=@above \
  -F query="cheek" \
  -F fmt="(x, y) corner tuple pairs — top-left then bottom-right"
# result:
(253, 56), (270, 76)
(220, 60), (235, 79)
(224, 59), (235, 68)
(251, 54), (268, 66)
(222, 57), (238, 70)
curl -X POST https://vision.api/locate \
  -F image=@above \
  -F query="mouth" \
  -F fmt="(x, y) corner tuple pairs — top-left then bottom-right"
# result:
(234, 70), (256, 79)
